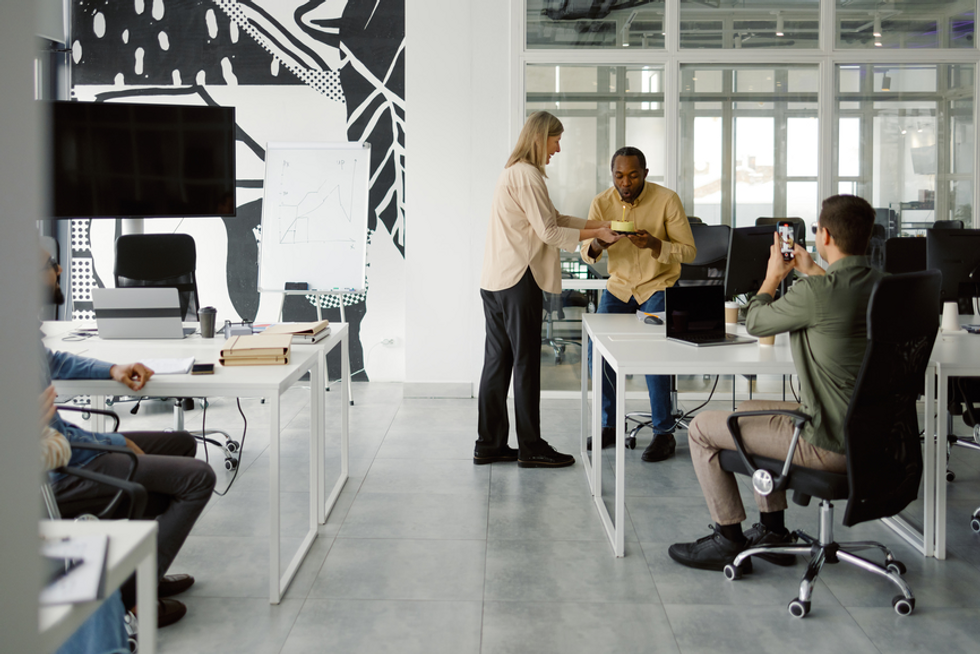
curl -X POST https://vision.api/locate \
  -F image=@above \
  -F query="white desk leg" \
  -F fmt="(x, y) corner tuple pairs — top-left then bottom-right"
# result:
(269, 393), (281, 604)
(614, 367), (626, 557)
(309, 356), (321, 534)
(935, 367), (947, 559)
(91, 394), (107, 433)
(592, 345), (604, 512)
(581, 322), (590, 482)
(137, 540), (157, 654)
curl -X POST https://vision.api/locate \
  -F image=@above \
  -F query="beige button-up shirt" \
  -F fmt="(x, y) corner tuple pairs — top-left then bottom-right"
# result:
(480, 162), (587, 294)
(581, 183), (696, 304)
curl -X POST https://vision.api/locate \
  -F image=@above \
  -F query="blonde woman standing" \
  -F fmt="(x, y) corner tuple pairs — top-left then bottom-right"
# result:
(475, 111), (623, 468)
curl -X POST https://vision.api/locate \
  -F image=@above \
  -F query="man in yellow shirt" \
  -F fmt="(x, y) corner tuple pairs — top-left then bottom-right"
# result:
(582, 147), (696, 461)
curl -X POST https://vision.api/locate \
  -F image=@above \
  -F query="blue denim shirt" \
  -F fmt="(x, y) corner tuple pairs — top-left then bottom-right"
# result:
(42, 333), (127, 475)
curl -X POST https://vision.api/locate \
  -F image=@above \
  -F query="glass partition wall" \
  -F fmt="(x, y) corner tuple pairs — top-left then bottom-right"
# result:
(522, 0), (978, 394)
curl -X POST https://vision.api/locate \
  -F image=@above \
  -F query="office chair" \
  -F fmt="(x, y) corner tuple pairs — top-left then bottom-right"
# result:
(623, 224), (731, 448)
(541, 275), (587, 365)
(932, 219), (964, 229)
(718, 270), (940, 618)
(114, 234), (240, 470)
(44, 406), (147, 521)
(883, 237), (926, 275)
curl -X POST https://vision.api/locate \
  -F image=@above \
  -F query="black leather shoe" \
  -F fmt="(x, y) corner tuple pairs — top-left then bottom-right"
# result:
(473, 445), (519, 465)
(518, 444), (575, 468)
(668, 525), (752, 572)
(586, 427), (616, 451)
(157, 598), (188, 629)
(158, 573), (195, 598)
(744, 523), (798, 566)
(641, 433), (676, 462)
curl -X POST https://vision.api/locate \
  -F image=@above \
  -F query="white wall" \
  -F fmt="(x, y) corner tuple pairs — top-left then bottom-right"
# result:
(405, 0), (512, 395)
(0, 2), (45, 651)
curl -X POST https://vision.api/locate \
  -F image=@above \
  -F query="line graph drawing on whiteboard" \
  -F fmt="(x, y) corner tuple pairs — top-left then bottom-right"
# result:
(276, 158), (358, 246)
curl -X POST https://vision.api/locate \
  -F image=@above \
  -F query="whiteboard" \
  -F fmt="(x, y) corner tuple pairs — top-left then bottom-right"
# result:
(258, 142), (370, 293)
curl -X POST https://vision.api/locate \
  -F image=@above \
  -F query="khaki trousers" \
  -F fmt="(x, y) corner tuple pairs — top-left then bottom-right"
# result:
(687, 400), (847, 525)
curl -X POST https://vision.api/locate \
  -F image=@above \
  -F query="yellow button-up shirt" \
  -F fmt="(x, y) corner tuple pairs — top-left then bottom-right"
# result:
(581, 183), (696, 304)
(481, 162), (587, 294)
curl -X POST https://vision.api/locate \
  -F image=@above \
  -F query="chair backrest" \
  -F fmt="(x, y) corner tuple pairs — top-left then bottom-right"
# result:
(842, 270), (940, 526)
(678, 223), (731, 286)
(883, 237), (926, 275)
(932, 219), (963, 229)
(114, 233), (200, 321)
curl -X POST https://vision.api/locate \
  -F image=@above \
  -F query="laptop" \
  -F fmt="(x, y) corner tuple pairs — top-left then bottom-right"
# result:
(665, 285), (756, 347)
(92, 287), (192, 339)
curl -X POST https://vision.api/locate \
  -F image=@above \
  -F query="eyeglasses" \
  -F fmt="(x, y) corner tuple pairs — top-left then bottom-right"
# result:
(811, 224), (820, 235)
(43, 256), (58, 272)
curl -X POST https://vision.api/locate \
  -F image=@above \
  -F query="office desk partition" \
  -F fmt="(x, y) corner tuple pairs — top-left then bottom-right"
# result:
(580, 314), (939, 558)
(43, 323), (350, 603)
(40, 519), (157, 654)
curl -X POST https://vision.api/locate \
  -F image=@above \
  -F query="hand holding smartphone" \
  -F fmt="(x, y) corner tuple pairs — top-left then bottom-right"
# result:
(777, 221), (795, 262)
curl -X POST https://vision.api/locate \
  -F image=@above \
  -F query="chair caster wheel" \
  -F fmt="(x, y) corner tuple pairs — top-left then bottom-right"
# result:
(224, 457), (238, 471)
(947, 470), (956, 482)
(225, 440), (240, 454)
(970, 517), (980, 534)
(182, 398), (195, 411)
(892, 595), (914, 616)
(787, 598), (810, 618)
(626, 436), (636, 450)
(723, 563), (743, 581)
(886, 560), (907, 575)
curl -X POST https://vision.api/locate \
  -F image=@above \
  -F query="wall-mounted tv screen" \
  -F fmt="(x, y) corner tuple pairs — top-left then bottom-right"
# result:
(50, 101), (236, 218)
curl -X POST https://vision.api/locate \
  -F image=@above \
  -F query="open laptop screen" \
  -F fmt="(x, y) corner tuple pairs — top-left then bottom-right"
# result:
(666, 285), (727, 338)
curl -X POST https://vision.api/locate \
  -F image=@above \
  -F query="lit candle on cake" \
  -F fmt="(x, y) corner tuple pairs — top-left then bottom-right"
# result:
(612, 205), (634, 233)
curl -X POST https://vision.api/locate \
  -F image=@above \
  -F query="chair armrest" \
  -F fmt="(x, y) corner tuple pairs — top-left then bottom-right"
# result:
(726, 409), (812, 495)
(54, 466), (147, 519)
(56, 405), (121, 432)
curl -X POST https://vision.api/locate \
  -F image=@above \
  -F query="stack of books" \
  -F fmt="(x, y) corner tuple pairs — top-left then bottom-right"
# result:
(262, 319), (331, 344)
(219, 333), (292, 366)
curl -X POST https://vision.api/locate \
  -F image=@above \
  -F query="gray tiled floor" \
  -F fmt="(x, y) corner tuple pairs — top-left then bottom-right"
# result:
(84, 381), (980, 653)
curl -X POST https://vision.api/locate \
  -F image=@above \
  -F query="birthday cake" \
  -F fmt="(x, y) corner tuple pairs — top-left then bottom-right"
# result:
(611, 220), (635, 233)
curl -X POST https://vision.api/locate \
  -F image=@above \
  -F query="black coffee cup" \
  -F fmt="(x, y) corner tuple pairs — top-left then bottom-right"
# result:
(198, 306), (217, 338)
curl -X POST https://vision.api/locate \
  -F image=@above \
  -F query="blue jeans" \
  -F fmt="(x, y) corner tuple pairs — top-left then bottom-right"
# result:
(588, 291), (673, 433)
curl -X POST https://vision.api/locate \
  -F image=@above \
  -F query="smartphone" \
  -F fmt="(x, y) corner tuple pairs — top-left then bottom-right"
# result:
(777, 221), (795, 262)
(191, 363), (215, 375)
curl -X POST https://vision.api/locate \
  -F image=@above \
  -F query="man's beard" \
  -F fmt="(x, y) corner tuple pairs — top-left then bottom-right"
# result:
(50, 284), (65, 306)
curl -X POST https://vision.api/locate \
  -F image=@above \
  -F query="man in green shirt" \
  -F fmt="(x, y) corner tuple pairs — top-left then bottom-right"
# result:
(668, 194), (883, 571)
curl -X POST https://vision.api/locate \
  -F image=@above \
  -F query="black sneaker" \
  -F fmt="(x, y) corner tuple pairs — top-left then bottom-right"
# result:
(744, 523), (798, 566)
(473, 445), (519, 465)
(641, 433), (676, 462)
(586, 427), (616, 451)
(518, 443), (575, 468)
(668, 524), (752, 572)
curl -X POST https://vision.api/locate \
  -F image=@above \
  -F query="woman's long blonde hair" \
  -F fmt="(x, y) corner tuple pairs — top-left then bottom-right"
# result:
(506, 111), (563, 175)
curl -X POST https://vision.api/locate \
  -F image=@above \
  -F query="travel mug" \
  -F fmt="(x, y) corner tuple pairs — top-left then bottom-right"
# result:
(198, 306), (217, 338)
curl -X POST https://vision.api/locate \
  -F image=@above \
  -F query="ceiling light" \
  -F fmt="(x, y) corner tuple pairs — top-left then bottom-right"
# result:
(873, 15), (882, 38)
(881, 74), (891, 91)
(776, 14), (784, 37)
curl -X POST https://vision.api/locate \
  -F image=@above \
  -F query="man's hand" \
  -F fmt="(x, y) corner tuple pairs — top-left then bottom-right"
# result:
(626, 229), (663, 257)
(39, 384), (57, 432)
(110, 363), (154, 392)
(758, 232), (797, 297)
(791, 243), (825, 276)
(124, 437), (145, 456)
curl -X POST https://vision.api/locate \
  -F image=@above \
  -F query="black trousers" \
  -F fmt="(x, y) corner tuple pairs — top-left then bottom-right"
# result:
(53, 430), (216, 608)
(477, 268), (546, 455)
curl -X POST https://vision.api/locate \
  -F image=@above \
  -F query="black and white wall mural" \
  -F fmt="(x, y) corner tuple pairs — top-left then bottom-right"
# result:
(69, 0), (406, 381)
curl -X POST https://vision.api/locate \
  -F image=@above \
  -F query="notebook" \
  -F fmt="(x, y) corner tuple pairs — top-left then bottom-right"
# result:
(665, 285), (756, 347)
(92, 287), (189, 339)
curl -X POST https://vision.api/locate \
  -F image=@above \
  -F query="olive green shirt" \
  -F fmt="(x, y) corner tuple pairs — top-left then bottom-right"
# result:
(745, 256), (885, 454)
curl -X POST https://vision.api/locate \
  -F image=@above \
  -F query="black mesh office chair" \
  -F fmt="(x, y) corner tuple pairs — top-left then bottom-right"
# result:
(44, 407), (147, 521)
(883, 237), (926, 275)
(114, 234), (239, 470)
(623, 224), (732, 448)
(717, 270), (940, 618)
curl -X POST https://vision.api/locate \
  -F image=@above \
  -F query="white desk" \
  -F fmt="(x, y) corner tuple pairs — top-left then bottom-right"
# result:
(43, 323), (350, 603)
(930, 332), (980, 559)
(40, 519), (157, 654)
(581, 314), (939, 558)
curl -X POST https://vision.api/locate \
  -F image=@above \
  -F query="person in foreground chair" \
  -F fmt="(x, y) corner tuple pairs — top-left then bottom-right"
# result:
(668, 195), (882, 570)
(40, 250), (216, 628)
(581, 146), (696, 460)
